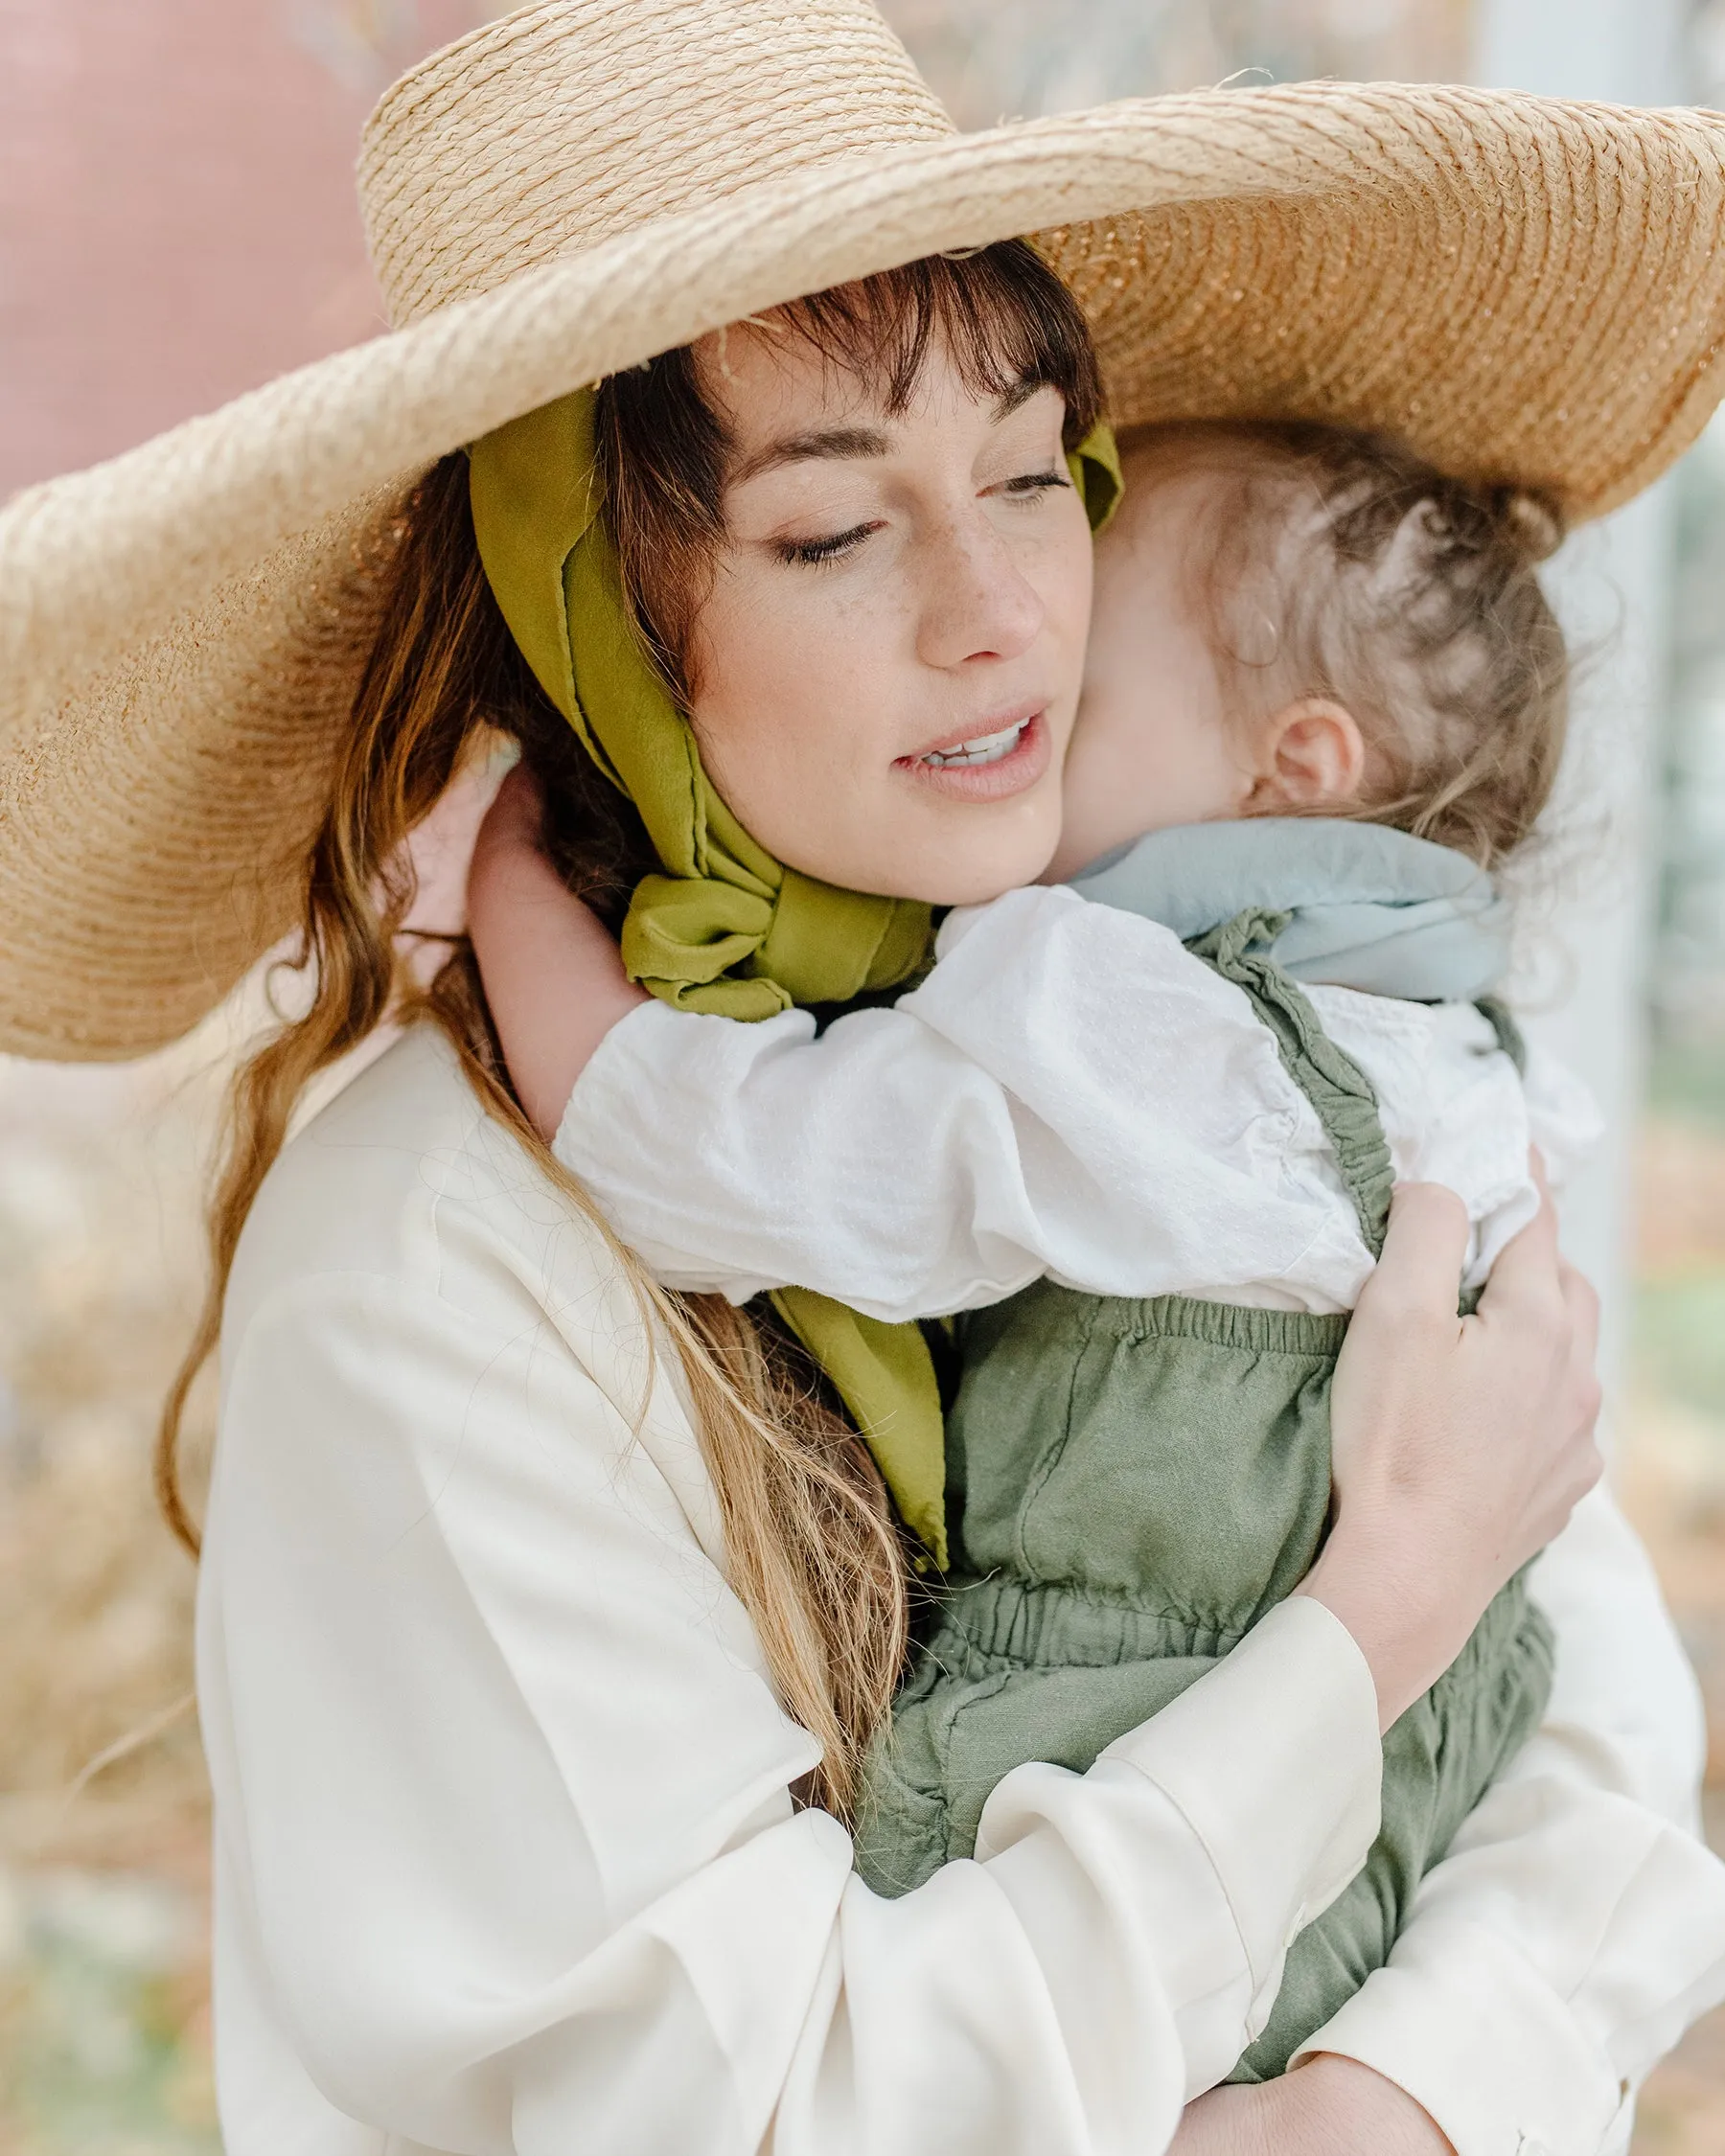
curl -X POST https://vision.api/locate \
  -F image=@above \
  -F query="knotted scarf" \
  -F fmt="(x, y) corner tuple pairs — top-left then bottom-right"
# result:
(470, 385), (1120, 1566)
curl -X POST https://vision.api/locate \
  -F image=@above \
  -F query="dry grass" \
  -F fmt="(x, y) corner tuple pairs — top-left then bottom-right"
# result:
(0, 1036), (225, 2151)
(0, 1047), (219, 1849)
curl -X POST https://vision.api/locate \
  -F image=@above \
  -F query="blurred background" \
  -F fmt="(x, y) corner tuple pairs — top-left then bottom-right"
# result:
(1, 0), (1723, 2146)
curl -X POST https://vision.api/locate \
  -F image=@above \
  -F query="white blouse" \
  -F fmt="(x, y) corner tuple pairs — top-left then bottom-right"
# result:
(554, 885), (1600, 1322)
(198, 1024), (1725, 2156)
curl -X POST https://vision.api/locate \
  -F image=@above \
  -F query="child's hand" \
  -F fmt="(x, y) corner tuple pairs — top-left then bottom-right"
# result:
(467, 757), (648, 1140)
(471, 761), (548, 886)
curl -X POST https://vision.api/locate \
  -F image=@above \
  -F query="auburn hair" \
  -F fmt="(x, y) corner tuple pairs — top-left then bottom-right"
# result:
(159, 239), (1101, 1819)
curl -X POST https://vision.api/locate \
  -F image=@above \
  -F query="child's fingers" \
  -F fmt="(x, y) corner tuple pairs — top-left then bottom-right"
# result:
(492, 761), (546, 829)
(472, 763), (548, 873)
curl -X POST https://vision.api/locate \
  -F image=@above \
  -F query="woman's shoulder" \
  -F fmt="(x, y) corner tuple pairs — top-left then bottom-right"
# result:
(218, 1020), (728, 1576)
(225, 1021), (628, 1349)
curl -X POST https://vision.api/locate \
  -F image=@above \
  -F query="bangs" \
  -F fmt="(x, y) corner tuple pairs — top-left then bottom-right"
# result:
(768, 241), (1102, 447)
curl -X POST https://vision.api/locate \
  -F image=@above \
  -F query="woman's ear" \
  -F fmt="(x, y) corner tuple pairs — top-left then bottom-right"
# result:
(1248, 698), (1368, 811)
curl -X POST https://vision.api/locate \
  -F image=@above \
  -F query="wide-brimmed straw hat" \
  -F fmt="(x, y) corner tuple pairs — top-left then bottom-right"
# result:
(4, 0), (1725, 1059)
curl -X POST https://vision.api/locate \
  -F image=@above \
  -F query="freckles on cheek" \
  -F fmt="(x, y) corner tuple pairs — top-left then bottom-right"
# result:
(690, 596), (816, 790)
(760, 586), (877, 716)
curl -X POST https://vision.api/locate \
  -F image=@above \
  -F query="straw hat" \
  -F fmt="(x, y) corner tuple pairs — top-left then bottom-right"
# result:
(4, 0), (1725, 1060)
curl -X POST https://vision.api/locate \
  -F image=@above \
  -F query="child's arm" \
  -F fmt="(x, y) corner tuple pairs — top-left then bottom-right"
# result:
(548, 883), (1367, 1321)
(466, 765), (648, 1138)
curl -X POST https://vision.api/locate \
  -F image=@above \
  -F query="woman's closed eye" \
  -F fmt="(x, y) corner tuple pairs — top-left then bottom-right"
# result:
(1000, 465), (1071, 499)
(775, 520), (883, 566)
(774, 467), (1071, 568)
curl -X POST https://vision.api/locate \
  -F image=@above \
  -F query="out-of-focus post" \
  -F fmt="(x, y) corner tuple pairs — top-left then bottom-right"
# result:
(1474, 0), (1688, 1389)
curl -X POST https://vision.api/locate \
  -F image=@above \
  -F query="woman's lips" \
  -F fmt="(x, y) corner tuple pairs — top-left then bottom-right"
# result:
(921, 717), (1030, 768)
(894, 707), (1051, 802)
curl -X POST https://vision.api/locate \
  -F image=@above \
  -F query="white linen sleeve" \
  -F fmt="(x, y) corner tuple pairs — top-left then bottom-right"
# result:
(555, 884), (1360, 1319)
(1292, 1483), (1725, 2156)
(199, 1260), (1382, 2156)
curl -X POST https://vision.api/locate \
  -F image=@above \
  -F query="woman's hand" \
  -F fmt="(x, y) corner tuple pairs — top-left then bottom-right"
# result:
(1170, 2055), (1456, 2155)
(1300, 1168), (1601, 1729)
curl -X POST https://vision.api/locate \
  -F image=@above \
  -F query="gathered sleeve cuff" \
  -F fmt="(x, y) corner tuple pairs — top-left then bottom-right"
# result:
(971, 1595), (1382, 2101)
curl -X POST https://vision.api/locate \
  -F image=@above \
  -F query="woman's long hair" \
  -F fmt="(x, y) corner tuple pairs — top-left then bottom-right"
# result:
(159, 241), (1101, 1817)
(156, 454), (908, 1816)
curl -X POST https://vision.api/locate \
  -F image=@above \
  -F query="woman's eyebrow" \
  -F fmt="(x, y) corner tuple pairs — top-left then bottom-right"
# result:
(997, 377), (1046, 416)
(731, 381), (1052, 489)
(730, 424), (890, 486)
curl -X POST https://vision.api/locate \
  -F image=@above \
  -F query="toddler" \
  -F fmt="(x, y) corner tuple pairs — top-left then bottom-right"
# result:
(468, 421), (1598, 2081)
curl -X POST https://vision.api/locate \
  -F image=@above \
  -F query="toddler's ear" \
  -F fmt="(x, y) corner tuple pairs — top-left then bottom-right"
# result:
(1252, 698), (1367, 811)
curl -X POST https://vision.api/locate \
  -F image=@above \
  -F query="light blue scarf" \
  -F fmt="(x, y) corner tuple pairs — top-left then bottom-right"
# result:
(1067, 817), (1510, 1002)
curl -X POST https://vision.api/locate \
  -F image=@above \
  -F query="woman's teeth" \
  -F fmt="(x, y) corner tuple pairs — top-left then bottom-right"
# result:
(921, 719), (1028, 768)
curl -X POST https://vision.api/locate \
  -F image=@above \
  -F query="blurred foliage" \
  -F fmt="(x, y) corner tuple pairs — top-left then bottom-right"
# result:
(1648, 1038), (1725, 1129)
(0, 1870), (218, 2155)
(1639, 1273), (1725, 1423)
(1655, 414), (1725, 1056)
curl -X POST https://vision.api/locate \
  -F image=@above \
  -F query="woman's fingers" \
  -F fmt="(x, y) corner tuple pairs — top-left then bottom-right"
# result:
(1164, 2082), (1265, 2154)
(1170, 2056), (1458, 2155)
(1559, 1257), (1601, 1365)
(1476, 1151), (1564, 1323)
(1319, 1154), (1606, 1724)
(1356, 1181), (1469, 1326)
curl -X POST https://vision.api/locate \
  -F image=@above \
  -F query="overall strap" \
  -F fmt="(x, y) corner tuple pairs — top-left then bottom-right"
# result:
(1474, 993), (1528, 1074)
(1187, 907), (1395, 1261)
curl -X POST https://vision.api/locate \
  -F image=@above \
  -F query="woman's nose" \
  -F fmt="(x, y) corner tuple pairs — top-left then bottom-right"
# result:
(913, 512), (1045, 671)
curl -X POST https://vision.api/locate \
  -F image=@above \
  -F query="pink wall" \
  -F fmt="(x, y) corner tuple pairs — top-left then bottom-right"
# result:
(0, 0), (491, 497)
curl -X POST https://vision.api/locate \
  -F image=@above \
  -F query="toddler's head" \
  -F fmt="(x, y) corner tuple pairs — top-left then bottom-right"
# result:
(1052, 422), (1568, 880)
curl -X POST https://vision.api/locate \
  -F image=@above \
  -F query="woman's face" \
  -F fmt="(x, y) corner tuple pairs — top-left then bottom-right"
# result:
(683, 325), (1093, 906)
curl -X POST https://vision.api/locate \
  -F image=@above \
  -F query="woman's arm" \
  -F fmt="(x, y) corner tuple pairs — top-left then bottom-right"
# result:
(202, 1261), (1378, 2152)
(1169, 1485), (1725, 2156)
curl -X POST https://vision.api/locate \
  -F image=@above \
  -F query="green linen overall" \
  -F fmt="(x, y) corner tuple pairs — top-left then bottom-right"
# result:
(854, 908), (1556, 2082)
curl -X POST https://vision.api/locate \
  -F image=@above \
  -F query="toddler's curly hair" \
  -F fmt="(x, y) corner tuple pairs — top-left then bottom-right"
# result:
(1127, 422), (1569, 868)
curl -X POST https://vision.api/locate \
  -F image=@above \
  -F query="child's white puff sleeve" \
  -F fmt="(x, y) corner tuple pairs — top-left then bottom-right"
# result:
(555, 884), (1373, 1318)
(556, 883), (1578, 1320)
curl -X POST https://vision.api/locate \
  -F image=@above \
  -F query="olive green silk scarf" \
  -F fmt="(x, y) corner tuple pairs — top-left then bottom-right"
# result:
(469, 387), (1120, 1567)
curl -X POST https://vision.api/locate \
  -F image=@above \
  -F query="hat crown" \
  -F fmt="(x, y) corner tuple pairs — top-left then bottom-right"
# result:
(358, 0), (955, 329)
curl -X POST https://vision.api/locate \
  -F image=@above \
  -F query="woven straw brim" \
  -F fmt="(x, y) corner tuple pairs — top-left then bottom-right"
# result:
(5, 81), (1725, 1058)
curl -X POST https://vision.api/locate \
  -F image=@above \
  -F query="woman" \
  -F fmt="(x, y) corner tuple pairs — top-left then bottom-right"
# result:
(6, 5), (1725, 2149)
